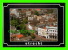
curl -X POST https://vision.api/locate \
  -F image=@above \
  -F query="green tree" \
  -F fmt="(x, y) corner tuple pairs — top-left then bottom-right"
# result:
(34, 10), (39, 16)
(19, 24), (26, 30)
(10, 20), (18, 27)
(23, 17), (28, 24)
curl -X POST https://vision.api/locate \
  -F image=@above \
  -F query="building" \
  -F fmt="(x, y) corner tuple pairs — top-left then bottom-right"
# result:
(26, 11), (31, 16)
(38, 27), (49, 39)
(10, 9), (19, 17)
(38, 26), (58, 39)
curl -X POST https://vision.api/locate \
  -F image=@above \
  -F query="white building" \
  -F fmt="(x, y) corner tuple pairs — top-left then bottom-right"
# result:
(10, 9), (19, 17)
(46, 26), (57, 35)
(26, 11), (31, 16)
(38, 26), (58, 39)
(38, 27), (49, 39)
(28, 17), (33, 20)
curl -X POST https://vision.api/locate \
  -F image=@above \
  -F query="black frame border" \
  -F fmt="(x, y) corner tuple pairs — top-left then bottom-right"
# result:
(3, 3), (65, 47)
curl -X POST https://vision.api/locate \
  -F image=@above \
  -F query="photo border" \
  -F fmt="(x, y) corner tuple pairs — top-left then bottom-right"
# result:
(3, 3), (65, 47)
